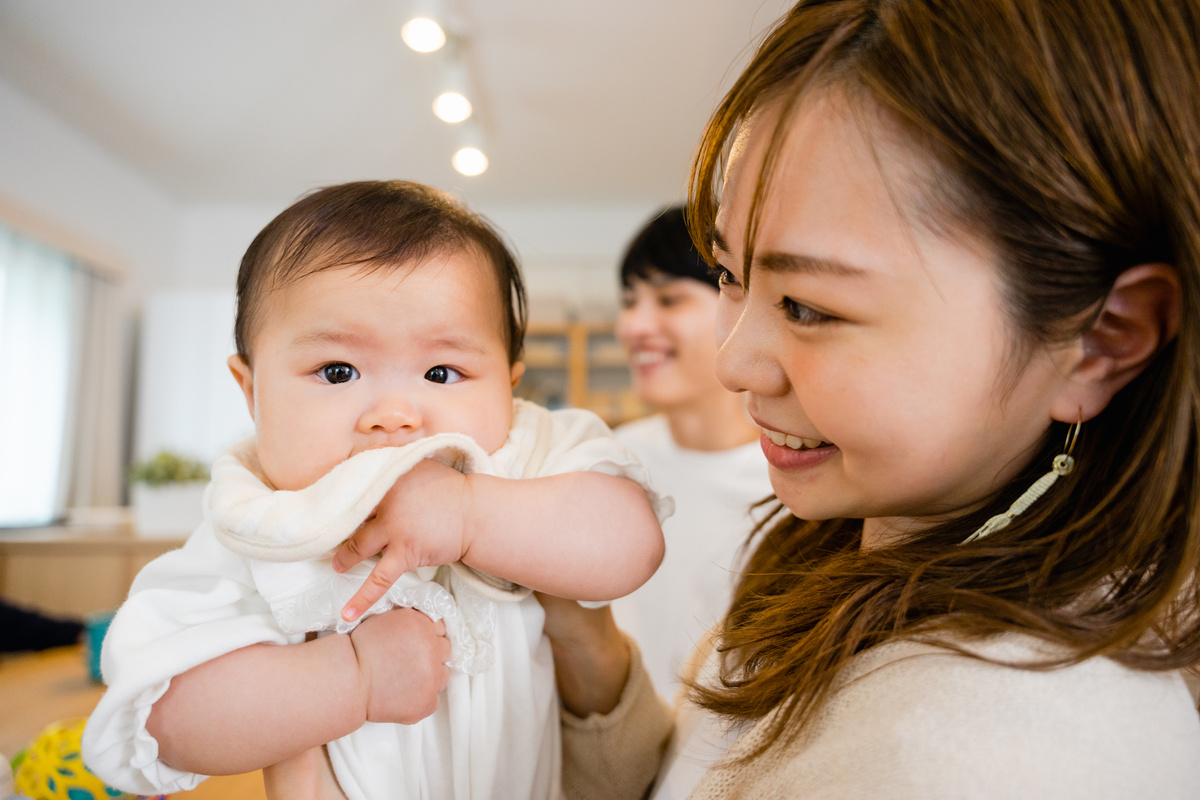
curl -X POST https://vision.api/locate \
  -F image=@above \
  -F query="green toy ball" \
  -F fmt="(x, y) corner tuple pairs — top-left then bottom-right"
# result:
(13, 717), (132, 800)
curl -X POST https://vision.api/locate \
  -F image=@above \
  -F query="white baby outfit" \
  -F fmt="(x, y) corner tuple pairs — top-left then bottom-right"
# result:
(83, 399), (671, 800)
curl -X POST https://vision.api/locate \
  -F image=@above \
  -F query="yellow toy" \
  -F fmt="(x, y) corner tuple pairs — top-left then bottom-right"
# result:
(13, 717), (132, 799)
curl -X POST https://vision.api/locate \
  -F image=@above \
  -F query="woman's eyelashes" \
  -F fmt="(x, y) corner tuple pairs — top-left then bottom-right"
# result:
(780, 297), (834, 326)
(319, 362), (359, 384)
(425, 365), (465, 384)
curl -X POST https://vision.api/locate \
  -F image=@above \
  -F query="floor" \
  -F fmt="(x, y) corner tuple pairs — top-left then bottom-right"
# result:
(1, 645), (266, 799)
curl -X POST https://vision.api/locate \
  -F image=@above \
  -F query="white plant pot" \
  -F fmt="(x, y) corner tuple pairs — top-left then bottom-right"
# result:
(131, 482), (207, 538)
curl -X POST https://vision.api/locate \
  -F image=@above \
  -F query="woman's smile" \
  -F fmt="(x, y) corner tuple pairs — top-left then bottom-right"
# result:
(757, 424), (838, 472)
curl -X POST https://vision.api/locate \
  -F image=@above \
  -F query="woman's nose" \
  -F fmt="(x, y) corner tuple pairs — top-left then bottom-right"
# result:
(714, 300), (787, 398)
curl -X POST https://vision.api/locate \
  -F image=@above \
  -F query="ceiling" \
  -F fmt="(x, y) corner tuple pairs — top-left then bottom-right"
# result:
(0, 0), (793, 209)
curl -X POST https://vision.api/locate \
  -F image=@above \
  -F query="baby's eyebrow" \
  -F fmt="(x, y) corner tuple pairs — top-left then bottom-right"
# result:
(290, 329), (369, 348)
(417, 334), (490, 356)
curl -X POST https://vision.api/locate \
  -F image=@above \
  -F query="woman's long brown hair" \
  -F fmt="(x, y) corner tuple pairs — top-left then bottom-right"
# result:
(688, 0), (1200, 759)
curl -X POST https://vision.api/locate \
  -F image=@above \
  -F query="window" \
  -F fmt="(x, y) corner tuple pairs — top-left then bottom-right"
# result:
(0, 223), (115, 526)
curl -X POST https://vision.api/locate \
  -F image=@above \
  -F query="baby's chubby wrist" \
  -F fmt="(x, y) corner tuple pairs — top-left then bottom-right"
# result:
(456, 471), (491, 564)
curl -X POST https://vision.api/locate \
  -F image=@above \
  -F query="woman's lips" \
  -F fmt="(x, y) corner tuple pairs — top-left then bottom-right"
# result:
(758, 428), (837, 471)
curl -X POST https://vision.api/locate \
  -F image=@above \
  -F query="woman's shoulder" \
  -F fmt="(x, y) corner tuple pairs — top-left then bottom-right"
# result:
(832, 635), (1199, 796)
(717, 634), (1200, 799)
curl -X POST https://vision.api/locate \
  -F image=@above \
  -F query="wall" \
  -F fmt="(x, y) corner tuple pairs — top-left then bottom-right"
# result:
(0, 76), (662, 482)
(0, 75), (180, 289)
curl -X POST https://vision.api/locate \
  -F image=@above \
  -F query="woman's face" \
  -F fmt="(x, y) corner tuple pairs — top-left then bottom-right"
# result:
(617, 272), (727, 412)
(712, 91), (1076, 545)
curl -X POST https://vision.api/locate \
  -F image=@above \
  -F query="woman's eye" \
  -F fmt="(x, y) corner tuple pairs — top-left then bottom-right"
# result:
(780, 297), (833, 325)
(714, 267), (739, 288)
(320, 362), (360, 384)
(425, 365), (465, 384)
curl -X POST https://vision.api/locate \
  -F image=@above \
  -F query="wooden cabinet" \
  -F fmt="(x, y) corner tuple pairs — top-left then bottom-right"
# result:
(517, 321), (647, 426)
(0, 525), (184, 617)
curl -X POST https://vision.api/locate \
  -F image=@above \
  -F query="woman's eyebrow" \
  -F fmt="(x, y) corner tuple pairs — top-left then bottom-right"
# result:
(712, 226), (868, 278)
(756, 251), (869, 279)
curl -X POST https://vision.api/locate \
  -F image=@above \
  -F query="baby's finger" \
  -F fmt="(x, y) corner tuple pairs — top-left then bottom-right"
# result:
(332, 520), (388, 573)
(341, 551), (413, 622)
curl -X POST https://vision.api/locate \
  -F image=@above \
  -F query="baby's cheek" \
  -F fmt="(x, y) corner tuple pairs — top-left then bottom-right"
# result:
(257, 436), (335, 491)
(478, 406), (515, 454)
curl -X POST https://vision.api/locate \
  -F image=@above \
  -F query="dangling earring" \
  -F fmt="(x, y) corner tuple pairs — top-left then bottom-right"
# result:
(962, 413), (1082, 545)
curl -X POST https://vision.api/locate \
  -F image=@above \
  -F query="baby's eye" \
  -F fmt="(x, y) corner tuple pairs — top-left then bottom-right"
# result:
(780, 297), (834, 326)
(319, 362), (360, 384)
(425, 365), (465, 384)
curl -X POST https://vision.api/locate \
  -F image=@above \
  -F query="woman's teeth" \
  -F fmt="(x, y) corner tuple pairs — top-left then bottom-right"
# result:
(764, 429), (827, 450)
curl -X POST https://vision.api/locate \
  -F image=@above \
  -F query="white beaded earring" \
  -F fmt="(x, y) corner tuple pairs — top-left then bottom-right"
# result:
(962, 414), (1082, 545)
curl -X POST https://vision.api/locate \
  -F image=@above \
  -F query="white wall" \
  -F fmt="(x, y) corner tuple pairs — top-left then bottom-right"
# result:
(0, 77), (665, 481)
(0, 74), (180, 290)
(482, 201), (668, 321)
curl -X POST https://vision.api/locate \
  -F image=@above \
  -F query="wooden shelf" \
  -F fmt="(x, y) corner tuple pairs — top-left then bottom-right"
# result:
(518, 321), (648, 426)
(0, 523), (185, 617)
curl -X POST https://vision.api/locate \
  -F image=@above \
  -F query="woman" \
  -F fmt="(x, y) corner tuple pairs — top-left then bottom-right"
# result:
(548, 1), (1200, 797)
(610, 206), (770, 698)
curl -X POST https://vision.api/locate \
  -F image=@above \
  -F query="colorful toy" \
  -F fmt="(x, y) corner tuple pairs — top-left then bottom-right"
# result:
(13, 717), (136, 800)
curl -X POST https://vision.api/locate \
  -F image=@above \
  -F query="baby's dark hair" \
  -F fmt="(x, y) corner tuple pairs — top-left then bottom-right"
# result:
(234, 180), (527, 365)
(619, 205), (718, 290)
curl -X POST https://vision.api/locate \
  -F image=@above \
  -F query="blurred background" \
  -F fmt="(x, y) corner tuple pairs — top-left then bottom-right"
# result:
(0, 0), (789, 530)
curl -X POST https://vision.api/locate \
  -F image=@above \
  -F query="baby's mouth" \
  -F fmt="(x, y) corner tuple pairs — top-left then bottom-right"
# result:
(762, 428), (831, 451)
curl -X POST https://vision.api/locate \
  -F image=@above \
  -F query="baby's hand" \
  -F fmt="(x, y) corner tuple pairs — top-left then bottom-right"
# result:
(350, 607), (451, 724)
(333, 458), (472, 622)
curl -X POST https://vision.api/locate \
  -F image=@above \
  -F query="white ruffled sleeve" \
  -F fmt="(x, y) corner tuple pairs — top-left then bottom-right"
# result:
(502, 399), (674, 524)
(81, 523), (298, 796)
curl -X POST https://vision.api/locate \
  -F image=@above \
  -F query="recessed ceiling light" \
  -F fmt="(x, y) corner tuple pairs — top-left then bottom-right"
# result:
(401, 17), (446, 52)
(453, 147), (488, 176)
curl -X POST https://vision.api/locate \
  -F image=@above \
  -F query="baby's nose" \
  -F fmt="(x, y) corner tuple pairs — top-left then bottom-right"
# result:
(359, 396), (422, 433)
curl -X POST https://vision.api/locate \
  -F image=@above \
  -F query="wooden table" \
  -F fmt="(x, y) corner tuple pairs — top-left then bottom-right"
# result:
(0, 645), (266, 799)
(0, 522), (187, 618)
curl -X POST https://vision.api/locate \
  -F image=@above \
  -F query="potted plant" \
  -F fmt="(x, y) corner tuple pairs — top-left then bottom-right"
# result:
(128, 450), (209, 538)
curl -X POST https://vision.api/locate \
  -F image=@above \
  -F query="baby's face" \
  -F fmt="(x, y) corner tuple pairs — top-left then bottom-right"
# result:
(229, 249), (521, 491)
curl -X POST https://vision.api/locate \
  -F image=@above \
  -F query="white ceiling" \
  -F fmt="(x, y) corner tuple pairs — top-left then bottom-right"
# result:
(0, 0), (792, 209)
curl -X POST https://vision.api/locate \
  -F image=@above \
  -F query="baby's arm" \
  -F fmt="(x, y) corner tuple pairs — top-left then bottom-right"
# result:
(334, 459), (664, 622)
(148, 608), (450, 775)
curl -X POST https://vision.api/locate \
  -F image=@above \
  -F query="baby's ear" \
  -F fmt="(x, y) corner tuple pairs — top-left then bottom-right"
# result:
(227, 354), (256, 420)
(1051, 263), (1181, 422)
(510, 361), (526, 389)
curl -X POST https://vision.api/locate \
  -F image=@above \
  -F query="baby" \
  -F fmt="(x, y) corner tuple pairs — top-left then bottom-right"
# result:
(83, 180), (669, 800)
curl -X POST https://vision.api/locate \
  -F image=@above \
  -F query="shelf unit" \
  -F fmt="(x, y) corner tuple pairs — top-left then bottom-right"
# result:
(517, 321), (648, 427)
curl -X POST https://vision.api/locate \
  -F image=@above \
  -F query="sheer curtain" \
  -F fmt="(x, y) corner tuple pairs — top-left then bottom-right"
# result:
(0, 222), (120, 526)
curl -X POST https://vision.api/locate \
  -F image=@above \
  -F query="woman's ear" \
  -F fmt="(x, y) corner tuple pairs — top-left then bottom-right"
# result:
(227, 354), (256, 420)
(1051, 263), (1181, 422)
